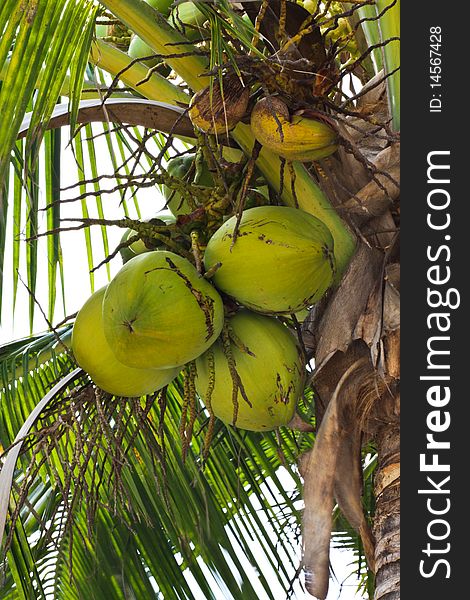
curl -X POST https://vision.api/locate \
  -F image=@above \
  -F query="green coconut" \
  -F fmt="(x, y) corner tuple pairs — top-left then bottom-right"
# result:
(119, 228), (136, 264)
(168, 2), (206, 41)
(196, 310), (303, 431)
(203, 205), (336, 314)
(124, 213), (176, 257)
(95, 23), (108, 38)
(144, 0), (173, 15)
(164, 153), (269, 217)
(128, 41), (172, 76)
(72, 286), (179, 397)
(128, 35), (160, 67)
(163, 154), (213, 216)
(127, 0), (173, 69)
(102, 251), (224, 369)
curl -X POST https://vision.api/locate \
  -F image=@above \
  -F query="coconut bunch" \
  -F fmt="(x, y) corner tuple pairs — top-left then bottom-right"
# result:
(71, 200), (336, 433)
(71, 250), (224, 394)
(193, 205), (336, 431)
(71, 69), (339, 431)
(72, 62), (340, 431)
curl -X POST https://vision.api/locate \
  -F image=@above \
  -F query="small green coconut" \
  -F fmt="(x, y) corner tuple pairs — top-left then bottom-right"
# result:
(163, 154), (213, 216)
(168, 2), (206, 41)
(127, 1), (173, 69)
(102, 251), (224, 369)
(128, 35), (160, 68)
(119, 228), (136, 264)
(124, 213), (176, 257)
(196, 310), (304, 431)
(72, 286), (179, 397)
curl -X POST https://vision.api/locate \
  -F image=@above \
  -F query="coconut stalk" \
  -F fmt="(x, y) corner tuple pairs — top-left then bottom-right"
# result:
(356, 2), (384, 74)
(90, 38), (189, 106)
(100, 0), (211, 91)
(376, 0), (400, 131)
(99, 0), (356, 278)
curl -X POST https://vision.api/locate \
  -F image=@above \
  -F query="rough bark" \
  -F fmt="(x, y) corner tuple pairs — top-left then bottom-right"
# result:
(373, 421), (400, 600)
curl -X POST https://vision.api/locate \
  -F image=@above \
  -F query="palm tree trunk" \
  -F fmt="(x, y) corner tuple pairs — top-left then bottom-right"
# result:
(373, 413), (400, 599)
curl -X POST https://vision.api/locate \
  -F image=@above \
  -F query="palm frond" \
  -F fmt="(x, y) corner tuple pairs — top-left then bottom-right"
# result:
(376, 0), (400, 131)
(1, 342), (314, 599)
(0, 0), (97, 186)
(356, 0), (400, 130)
(0, 0), (97, 327)
(3, 98), (190, 331)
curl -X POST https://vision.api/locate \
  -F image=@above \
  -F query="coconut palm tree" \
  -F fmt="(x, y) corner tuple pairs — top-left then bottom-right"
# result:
(0, 1), (400, 599)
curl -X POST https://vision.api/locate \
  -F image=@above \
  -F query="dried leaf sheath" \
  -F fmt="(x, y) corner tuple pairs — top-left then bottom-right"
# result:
(301, 358), (371, 599)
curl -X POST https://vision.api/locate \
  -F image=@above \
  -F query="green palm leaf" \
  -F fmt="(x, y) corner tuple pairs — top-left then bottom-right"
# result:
(0, 340), (315, 599)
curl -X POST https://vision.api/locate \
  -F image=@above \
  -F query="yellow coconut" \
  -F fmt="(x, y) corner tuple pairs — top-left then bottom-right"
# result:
(72, 286), (179, 397)
(250, 96), (338, 162)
